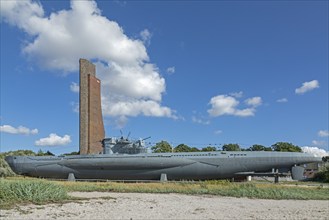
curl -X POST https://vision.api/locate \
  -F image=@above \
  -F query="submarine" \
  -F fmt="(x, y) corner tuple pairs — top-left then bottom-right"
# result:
(5, 136), (322, 181)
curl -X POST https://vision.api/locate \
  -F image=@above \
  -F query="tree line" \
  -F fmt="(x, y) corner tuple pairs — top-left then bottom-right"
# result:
(151, 141), (302, 153)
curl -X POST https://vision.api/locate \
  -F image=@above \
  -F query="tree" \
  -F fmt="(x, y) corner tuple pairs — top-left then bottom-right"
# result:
(191, 147), (200, 152)
(36, 149), (44, 156)
(271, 142), (302, 152)
(201, 146), (217, 152)
(313, 164), (329, 183)
(151, 141), (172, 153)
(249, 144), (272, 151)
(62, 151), (80, 156)
(222, 144), (240, 151)
(36, 149), (55, 156)
(45, 150), (55, 156)
(174, 144), (192, 152)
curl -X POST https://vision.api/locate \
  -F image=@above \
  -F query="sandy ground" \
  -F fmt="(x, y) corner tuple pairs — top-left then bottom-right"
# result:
(1, 192), (328, 220)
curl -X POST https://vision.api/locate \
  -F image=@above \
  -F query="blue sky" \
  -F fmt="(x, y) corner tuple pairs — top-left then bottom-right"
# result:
(1, 0), (328, 155)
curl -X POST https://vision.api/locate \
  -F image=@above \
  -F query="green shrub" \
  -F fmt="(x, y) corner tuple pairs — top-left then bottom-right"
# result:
(314, 164), (329, 183)
(0, 157), (16, 177)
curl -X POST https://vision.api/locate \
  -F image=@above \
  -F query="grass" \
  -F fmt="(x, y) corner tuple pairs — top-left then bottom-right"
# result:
(58, 179), (329, 200)
(1, 178), (329, 209)
(0, 178), (69, 209)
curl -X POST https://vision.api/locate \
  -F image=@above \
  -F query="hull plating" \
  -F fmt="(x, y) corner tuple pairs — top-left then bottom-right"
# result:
(5, 151), (321, 180)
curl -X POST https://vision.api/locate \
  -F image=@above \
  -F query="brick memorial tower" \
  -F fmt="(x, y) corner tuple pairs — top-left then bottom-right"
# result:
(79, 59), (105, 154)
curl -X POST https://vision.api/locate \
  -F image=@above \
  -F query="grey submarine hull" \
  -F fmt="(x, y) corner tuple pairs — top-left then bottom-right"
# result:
(5, 151), (321, 181)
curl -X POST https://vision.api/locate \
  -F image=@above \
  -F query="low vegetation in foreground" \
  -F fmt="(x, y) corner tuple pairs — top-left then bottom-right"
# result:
(60, 180), (329, 201)
(0, 178), (69, 209)
(1, 178), (329, 209)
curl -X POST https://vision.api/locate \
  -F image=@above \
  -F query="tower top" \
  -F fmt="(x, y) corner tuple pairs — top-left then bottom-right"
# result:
(79, 58), (95, 77)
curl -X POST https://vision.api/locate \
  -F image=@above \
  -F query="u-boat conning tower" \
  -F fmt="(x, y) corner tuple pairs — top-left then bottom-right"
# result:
(102, 136), (150, 154)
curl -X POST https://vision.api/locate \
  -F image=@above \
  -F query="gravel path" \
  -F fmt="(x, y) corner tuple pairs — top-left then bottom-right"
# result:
(1, 192), (328, 219)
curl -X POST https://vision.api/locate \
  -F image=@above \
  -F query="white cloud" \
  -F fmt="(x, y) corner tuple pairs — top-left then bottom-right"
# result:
(301, 146), (328, 158)
(1, 0), (148, 71)
(35, 133), (71, 146)
(234, 108), (256, 117)
(140, 29), (152, 45)
(245, 97), (262, 107)
(295, 80), (319, 94)
(97, 62), (164, 102)
(207, 94), (261, 117)
(214, 130), (222, 135)
(1, 0), (176, 122)
(229, 91), (243, 98)
(318, 130), (329, 137)
(192, 116), (210, 125)
(312, 140), (326, 147)
(277, 98), (288, 103)
(102, 99), (176, 118)
(166, 66), (175, 74)
(0, 125), (38, 135)
(113, 1), (127, 7)
(70, 82), (79, 93)
(0, 0), (44, 35)
(97, 62), (176, 120)
(114, 116), (128, 129)
(208, 95), (239, 117)
(70, 101), (79, 113)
